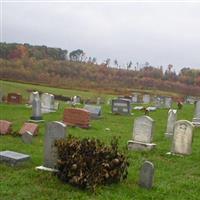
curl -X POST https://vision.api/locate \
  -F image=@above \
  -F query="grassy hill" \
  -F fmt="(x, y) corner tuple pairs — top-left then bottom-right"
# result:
(0, 81), (200, 200)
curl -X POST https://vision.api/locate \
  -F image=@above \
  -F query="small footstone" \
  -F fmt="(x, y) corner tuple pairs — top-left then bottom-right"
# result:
(139, 161), (154, 189)
(0, 150), (30, 166)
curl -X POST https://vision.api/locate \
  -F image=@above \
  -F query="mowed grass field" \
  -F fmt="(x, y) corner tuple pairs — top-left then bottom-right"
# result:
(0, 80), (200, 200)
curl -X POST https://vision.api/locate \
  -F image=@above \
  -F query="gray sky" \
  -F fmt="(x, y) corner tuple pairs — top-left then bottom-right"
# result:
(2, 1), (200, 71)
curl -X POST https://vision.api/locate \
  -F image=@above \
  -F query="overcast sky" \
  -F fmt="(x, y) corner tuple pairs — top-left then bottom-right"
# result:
(2, 1), (200, 71)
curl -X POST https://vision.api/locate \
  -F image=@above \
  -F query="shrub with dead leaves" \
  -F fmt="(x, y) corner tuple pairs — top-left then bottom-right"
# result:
(55, 135), (129, 190)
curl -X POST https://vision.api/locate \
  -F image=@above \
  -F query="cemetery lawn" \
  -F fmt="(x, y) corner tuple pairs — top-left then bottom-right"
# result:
(0, 80), (200, 200)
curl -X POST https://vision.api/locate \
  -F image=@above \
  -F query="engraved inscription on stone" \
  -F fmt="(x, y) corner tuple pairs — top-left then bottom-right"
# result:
(133, 116), (154, 143)
(171, 120), (194, 155)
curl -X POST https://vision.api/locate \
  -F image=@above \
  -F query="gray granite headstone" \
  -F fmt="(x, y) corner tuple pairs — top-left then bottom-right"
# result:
(84, 104), (102, 119)
(112, 99), (131, 115)
(165, 109), (177, 138)
(171, 120), (194, 155)
(128, 116), (156, 151)
(43, 121), (66, 169)
(139, 161), (154, 189)
(192, 100), (200, 127)
(29, 91), (39, 105)
(22, 131), (33, 144)
(30, 98), (43, 121)
(0, 150), (30, 166)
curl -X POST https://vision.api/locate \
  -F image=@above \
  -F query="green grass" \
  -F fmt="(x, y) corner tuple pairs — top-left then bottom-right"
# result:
(0, 81), (200, 200)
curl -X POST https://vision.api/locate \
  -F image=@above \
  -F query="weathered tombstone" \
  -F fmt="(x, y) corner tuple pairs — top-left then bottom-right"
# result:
(29, 98), (43, 122)
(41, 93), (55, 113)
(29, 91), (39, 105)
(171, 120), (194, 155)
(7, 93), (22, 104)
(19, 122), (39, 136)
(112, 99), (131, 115)
(165, 109), (177, 138)
(84, 104), (102, 119)
(0, 150), (30, 166)
(21, 131), (33, 144)
(143, 94), (150, 104)
(128, 116), (156, 151)
(36, 121), (66, 171)
(63, 108), (90, 128)
(192, 100), (200, 127)
(139, 161), (154, 189)
(0, 120), (12, 135)
(165, 97), (172, 109)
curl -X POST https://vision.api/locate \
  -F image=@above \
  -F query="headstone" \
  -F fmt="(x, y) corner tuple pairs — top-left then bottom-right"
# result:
(7, 93), (22, 104)
(111, 99), (131, 115)
(0, 150), (30, 166)
(165, 97), (172, 109)
(165, 109), (177, 138)
(139, 161), (154, 189)
(171, 120), (194, 155)
(0, 120), (12, 135)
(22, 131), (33, 144)
(19, 122), (39, 136)
(41, 93), (55, 113)
(29, 91), (39, 105)
(30, 98), (43, 122)
(128, 116), (156, 151)
(63, 108), (90, 128)
(36, 121), (66, 170)
(192, 100), (200, 127)
(84, 104), (102, 119)
(143, 94), (150, 104)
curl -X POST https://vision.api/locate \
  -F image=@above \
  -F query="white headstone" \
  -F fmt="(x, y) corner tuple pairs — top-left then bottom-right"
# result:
(192, 101), (200, 126)
(171, 120), (194, 155)
(128, 116), (156, 151)
(165, 109), (177, 138)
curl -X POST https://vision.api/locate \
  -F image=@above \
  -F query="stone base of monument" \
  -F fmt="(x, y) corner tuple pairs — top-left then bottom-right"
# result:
(29, 116), (44, 123)
(0, 150), (30, 166)
(128, 140), (156, 151)
(36, 165), (59, 172)
(192, 118), (200, 127)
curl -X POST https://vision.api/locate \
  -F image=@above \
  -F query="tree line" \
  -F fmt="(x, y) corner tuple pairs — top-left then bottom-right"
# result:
(0, 42), (200, 96)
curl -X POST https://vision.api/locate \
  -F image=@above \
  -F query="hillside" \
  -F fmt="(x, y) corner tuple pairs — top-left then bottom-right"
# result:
(0, 42), (200, 96)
